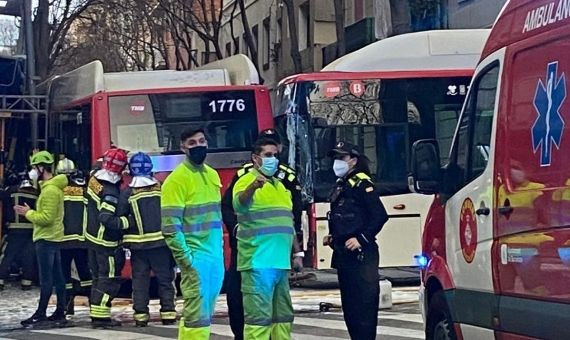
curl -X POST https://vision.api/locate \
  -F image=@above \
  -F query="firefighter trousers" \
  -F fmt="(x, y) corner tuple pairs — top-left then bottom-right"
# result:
(88, 247), (125, 320)
(178, 257), (224, 340)
(336, 247), (380, 340)
(0, 231), (36, 287)
(131, 246), (176, 323)
(61, 248), (92, 303)
(241, 269), (293, 340)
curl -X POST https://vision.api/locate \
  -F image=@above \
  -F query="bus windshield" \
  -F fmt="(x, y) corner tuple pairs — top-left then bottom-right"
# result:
(275, 77), (471, 202)
(109, 90), (258, 154)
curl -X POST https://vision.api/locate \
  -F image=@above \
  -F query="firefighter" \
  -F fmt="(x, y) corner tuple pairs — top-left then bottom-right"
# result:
(56, 153), (76, 175)
(60, 170), (92, 316)
(85, 148), (130, 328)
(221, 129), (304, 340)
(325, 141), (388, 340)
(0, 174), (38, 291)
(119, 152), (176, 327)
(15, 151), (68, 327)
(232, 137), (297, 340)
(161, 127), (224, 340)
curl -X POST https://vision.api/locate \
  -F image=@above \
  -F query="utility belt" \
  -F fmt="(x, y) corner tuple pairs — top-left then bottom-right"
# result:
(327, 211), (363, 240)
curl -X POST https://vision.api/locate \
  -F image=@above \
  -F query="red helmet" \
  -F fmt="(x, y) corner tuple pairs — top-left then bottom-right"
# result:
(102, 148), (127, 174)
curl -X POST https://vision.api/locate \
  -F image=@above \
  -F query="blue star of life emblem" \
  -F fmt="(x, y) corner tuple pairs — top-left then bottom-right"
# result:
(532, 62), (567, 167)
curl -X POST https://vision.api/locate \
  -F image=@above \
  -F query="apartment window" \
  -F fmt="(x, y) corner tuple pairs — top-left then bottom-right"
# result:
(235, 39), (240, 55)
(242, 33), (248, 56)
(225, 42), (232, 58)
(201, 52), (217, 65)
(263, 17), (271, 70)
(277, 17), (283, 43)
(298, 2), (310, 51)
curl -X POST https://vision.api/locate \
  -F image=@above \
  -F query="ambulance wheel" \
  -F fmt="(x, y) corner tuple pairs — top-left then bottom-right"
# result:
(426, 291), (456, 340)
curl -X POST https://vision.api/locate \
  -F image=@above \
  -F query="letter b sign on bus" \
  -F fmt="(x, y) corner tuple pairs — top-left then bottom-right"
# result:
(349, 81), (365, 97)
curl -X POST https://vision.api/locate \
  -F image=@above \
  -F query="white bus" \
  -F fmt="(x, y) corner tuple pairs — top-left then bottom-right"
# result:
(274, 29), (490, 273)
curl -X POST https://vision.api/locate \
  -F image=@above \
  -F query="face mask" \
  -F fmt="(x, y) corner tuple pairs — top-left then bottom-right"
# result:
(259, 156), (279, 177)
(333, 159), (350, 178)
(187, 146), (207, 165)
(28, 168), (39, 182)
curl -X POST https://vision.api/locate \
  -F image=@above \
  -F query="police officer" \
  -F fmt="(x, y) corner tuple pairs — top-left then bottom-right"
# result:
(161, 128), (224, 340)
(119, 152), (176, 327)
(325, 141), (388, 340)
(60, 170), (92, 316)
(85, 148), (130, 328)
(221, 129), (304, 340)
(0, 174), (38, 291)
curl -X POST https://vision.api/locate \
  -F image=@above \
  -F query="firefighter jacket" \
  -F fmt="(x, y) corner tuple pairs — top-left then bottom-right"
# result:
(119, 181), (165, 250)
(222, 162), (302, 251)
(161, 160), (223, 268)
(85, 176), (129, 248)
(328, 171), (388, 251)
(61, 183), (87, 248)
(0, 185), (38, 234)
(232, 168), (295, 271)
(25, 174), (68, 242)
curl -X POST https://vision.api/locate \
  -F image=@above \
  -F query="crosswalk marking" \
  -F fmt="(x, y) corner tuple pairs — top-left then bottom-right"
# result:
(32, 327), (173, 340)
(294, 317), (424, 339)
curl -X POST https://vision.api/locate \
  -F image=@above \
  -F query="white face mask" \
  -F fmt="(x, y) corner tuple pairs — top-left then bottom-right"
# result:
(333, 159), (350, 178)
(28, 168), (39, 182)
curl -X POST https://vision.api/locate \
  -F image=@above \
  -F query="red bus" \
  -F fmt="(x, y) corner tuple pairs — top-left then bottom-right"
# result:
(44, 55), (273, 272)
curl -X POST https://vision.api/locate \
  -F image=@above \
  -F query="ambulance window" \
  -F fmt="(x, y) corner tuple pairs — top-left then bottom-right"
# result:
(451, 62), (499, 188)
(470, 65), (499, 179)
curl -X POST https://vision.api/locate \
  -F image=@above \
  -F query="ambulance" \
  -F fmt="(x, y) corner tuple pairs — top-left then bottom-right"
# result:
(408, 0), (570, 338)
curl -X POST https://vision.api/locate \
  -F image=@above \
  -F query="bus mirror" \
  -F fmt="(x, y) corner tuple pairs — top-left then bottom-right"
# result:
(409, 139), (441, 194)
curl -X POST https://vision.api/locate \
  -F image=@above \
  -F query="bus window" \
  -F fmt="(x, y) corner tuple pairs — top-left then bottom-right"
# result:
(108, 90), (258, 154)
(49, 104), (92, 173)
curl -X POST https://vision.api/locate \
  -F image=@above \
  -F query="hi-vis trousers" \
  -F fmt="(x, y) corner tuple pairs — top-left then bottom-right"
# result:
(178, 258), (224, 340)
(88, 247), (125, 320)
(241, 269), (294, 340)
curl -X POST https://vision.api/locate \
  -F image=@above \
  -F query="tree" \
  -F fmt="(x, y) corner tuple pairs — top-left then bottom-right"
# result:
(0, 18), (18, 54)
(282, 0), (302, 74)
(333, 0), (346, 59)
(33, 0), (100, 80)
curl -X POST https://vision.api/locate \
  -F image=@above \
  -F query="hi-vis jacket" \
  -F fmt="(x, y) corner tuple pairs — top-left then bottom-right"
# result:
(61, 182), (87, 248)
(119, 182), (165, 250)
(85, 177), (129, 248)
(161, 160), (223, 267)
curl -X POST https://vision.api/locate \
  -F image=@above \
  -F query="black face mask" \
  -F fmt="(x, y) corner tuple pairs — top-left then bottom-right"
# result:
(187, 146), (207, 165)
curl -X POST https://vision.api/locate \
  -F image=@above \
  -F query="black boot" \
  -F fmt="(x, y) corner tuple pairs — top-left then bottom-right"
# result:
(135, 320), (148, 327)
(65, 296), (75, 316)
(21, 312), (48, 327)
(47, 308), (67, 326)
(162, 319), (176, 326)
(91, 318), (121, 328)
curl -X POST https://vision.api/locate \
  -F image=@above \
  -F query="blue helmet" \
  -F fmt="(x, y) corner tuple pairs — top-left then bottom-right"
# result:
(129, 152), (153, 177)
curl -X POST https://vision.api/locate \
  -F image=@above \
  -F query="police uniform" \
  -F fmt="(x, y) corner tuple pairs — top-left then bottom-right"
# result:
(119, 179), (176, 326)
(328, 142), (388, 340)
(0, 182), (38, 289)
(221, 162), (302, 340)
(60, 177), (92, 314)
(85, 149), (130, 325)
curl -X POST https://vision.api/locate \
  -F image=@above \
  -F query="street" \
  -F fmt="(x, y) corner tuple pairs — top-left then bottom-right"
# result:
(0, 286), (424, 340)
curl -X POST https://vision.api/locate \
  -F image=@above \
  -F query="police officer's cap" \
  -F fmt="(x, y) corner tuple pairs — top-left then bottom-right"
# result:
(327, 141), (360, 158)
(259, 129), (281, 144)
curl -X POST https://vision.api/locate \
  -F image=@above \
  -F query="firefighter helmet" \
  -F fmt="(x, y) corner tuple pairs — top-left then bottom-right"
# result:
(102, 148), (128, 174)
(129, 152), (153, 177)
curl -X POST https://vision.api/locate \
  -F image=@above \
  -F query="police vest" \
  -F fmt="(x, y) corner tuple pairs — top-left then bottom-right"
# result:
(328, 172), (371, 243)
(123, 183), (165, 250)
(61, 184), (87, 247)
(8, 188), (38, 231)
(85, 177), (124, 248)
